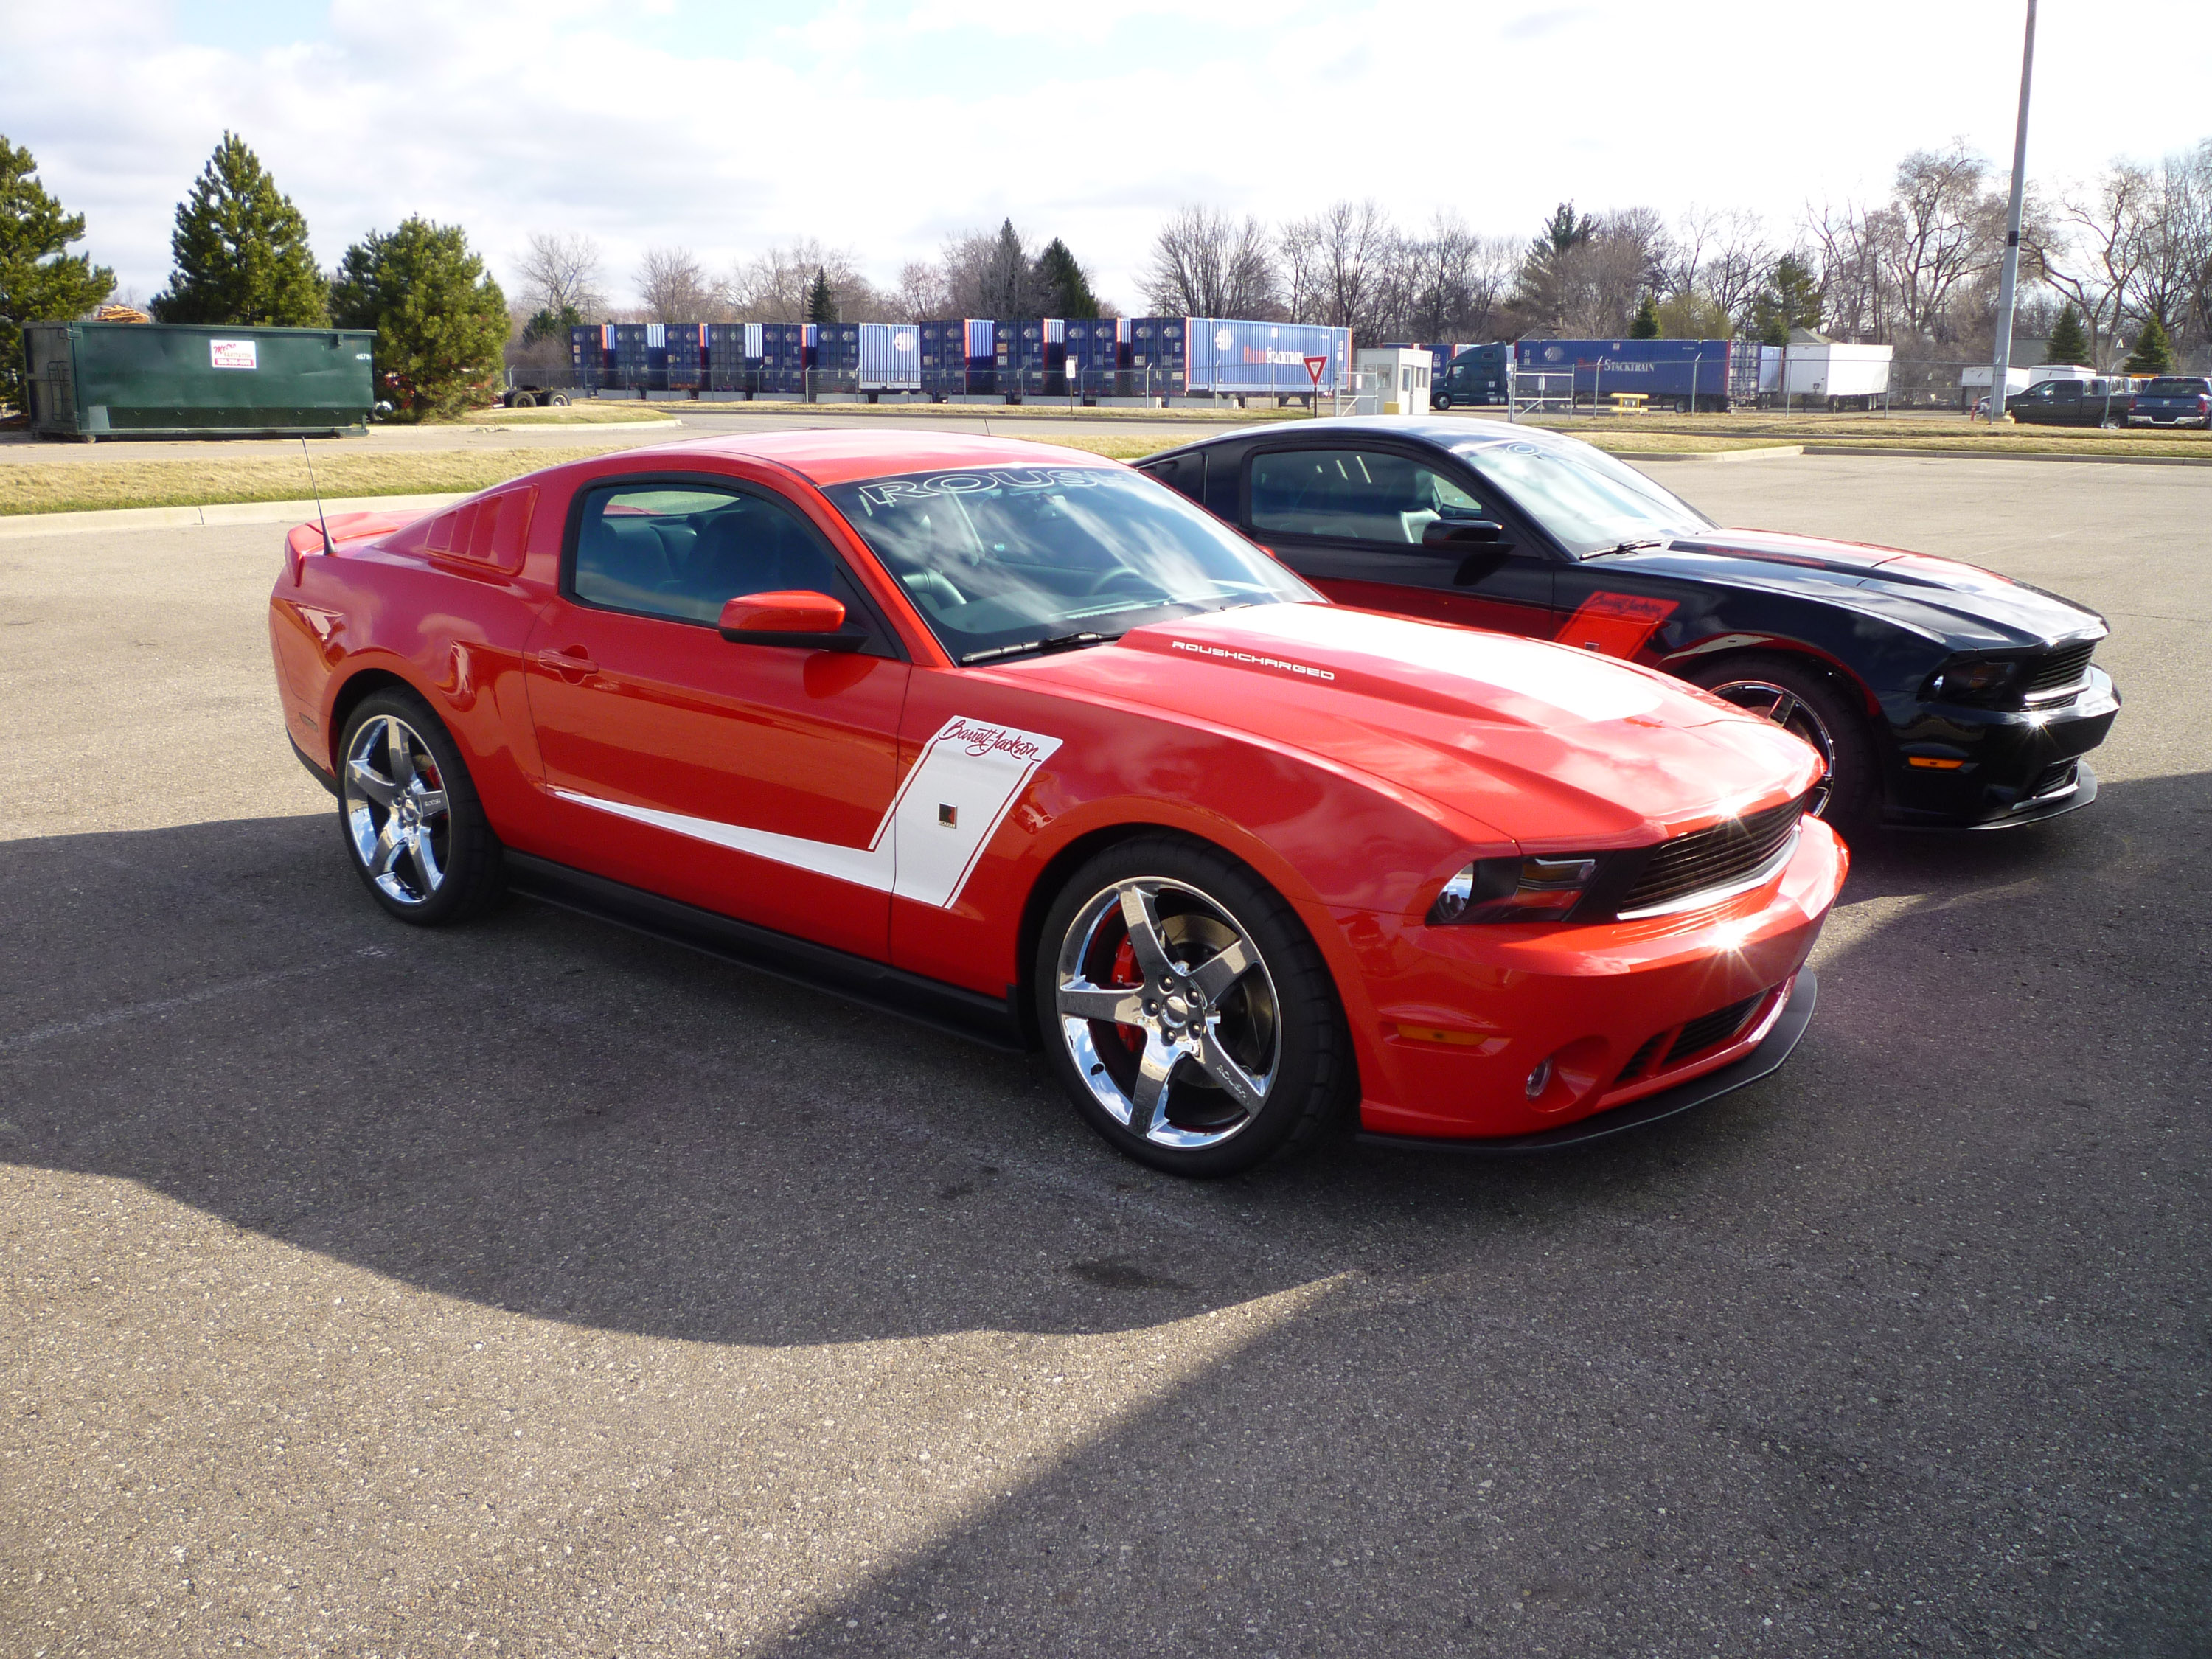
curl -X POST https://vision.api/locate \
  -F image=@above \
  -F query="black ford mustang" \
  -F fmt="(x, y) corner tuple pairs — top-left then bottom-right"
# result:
(1139, 417), (2119, 830)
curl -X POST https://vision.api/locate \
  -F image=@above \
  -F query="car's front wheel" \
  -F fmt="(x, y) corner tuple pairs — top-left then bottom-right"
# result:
(337, 689), (506, 925)
(1686, 653), (1876, 827)
(1034, 837), (1353, 1176)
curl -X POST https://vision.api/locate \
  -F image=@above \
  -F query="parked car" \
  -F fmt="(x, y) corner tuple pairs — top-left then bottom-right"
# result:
(270, 431), (1846, 1173)
(2006, 377), (2132, 428)
(2126, 375), (2212, 428)
(1138, 417), (2119, 831)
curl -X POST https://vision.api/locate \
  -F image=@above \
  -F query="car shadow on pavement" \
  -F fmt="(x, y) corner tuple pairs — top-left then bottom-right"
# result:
(2, 773), (2206, 1653)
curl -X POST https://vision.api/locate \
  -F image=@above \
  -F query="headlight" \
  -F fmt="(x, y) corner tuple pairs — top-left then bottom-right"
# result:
(1428, 855), (1601, 925)
(1927, 657), (2024, 705)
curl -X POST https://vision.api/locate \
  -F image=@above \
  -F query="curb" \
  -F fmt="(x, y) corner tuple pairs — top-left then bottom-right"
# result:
(1799, 445), (2212, 467)
(451, 419), (676, 433)
(0, 492), (464, 540)
(1612, 445), (1804, 464)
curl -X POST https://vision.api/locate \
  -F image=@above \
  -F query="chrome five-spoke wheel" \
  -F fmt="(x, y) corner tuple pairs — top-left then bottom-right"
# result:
(344, 714), (452, 905)
(1054, 877), (1281, 1152)
(1706, 678), (1837, 818)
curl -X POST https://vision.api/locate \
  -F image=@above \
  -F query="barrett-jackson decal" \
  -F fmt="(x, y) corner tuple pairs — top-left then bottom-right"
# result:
(554, 716), (1062, 909)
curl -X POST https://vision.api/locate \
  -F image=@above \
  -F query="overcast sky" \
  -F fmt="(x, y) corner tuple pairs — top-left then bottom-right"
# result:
(7, 0), (2210, 313)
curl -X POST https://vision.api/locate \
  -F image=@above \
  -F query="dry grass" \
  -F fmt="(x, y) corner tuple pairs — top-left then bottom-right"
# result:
(0, 432), (1190, 515)
(453, 406), (678, 425)
(0, 446), (633, 516)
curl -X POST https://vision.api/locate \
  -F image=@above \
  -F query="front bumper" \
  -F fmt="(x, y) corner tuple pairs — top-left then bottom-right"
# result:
(1881, 668), (2119, 829)
(1360, 970), (1818, 1155)
(1329, 816), (1846, 1143)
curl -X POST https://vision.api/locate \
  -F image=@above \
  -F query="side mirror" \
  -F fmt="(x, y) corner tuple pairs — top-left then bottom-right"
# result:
(717, 590), (862, 652)
(1422, 519), (1506, 549)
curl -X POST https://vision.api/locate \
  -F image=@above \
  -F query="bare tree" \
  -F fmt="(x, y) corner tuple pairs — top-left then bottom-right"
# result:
(1277, 218), (1324, 324)
(1881, 142), (2007, 342)
(2032, 160), (2159, 366)
(514, 231), (607, 320)
(1803, 201), (1887, 340)
(893, 259), (950, 319)
(636, 246), (717, 322)
(1315, 200), (1390, 338)
(728, 240), (884, 321)
(1143, 206), (1278, 318)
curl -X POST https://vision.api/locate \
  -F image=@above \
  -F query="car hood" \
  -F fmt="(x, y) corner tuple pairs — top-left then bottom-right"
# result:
(1620, 529), (2104, 649)
(1002, 603), (1823, 849)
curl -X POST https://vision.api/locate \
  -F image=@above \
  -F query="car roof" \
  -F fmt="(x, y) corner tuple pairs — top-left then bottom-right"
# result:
(1163, 414), (1562, 453)
(614, 428), (1126, 489)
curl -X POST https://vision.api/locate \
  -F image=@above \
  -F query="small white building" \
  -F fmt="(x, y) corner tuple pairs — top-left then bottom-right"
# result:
(1354, 347), (1431, 416)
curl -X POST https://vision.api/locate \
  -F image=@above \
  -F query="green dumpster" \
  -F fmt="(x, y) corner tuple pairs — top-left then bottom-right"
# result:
(21, 321), (377, 440)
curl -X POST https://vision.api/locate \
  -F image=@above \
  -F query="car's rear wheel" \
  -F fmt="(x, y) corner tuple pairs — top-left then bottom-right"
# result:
(1035, 837), (1352, 1176)
(1686, 653), (1875, 827)
(337, 689), (506, 925)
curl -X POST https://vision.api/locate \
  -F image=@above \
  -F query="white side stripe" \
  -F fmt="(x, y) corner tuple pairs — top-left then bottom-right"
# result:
(551, 715), (1062, 911)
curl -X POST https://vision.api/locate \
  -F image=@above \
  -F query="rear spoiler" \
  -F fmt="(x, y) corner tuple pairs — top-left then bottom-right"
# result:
(283, 510), (416, 585)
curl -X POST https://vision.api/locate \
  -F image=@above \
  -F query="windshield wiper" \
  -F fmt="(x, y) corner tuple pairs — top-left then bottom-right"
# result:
(961, 631), (1111, 666)
(1585, 538), (1667, 558)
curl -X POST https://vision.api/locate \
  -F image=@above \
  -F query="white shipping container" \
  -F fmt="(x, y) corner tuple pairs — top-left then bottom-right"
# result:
(858, 323), (921, 390)
(1758, 342), (1893, 397)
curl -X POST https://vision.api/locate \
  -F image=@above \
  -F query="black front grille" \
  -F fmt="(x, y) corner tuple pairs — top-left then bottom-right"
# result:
(1615, 1032), (1667, 1085)
(2025, 641), (2095, 698)
(1665, 993), (1764, 1067)
(1617, 794), (1807, 917)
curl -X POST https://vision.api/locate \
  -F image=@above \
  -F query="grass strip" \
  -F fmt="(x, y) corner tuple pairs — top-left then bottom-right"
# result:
(0, 446), (632, 517)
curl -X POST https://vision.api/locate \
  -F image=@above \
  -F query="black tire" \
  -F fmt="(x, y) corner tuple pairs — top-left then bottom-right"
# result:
(1033, 835), (1354, 1177)
(1684, 652), (1879, 828)
(547, 392), (571, 407)
(1433, 392), (1453, 411)
(335, 689), (506, 925)
(510, 392), (537, 409)
(1675, 396), (1692, 414)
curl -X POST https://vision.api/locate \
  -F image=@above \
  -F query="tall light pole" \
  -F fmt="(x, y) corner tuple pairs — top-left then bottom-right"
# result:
(1987, 0), (2038, 421)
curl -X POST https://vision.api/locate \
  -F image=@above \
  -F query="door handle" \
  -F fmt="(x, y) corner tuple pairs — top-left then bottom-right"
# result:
(536, 647), (598, 678)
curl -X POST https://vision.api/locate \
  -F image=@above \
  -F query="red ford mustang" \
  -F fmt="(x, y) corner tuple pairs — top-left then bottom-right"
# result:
(268, 431), (1846, 1175)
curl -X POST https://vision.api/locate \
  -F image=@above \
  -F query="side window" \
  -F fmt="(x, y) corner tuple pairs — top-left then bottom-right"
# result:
(571, 481), (870, 630)
(1247, 448), (1486, 546)
(1140, 454), (1204, 504)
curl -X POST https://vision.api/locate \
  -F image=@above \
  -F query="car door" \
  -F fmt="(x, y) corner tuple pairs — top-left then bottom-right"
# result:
(521, 473), (911, 961)
(1236, 441), (1561, 637)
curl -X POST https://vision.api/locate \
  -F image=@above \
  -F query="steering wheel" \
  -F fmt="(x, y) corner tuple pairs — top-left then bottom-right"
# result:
(1085, 566), (1166, 599)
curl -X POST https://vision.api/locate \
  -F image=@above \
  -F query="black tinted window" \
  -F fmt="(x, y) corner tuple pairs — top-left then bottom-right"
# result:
(2143, 378), (2208, 395)
(571, 482), (863, 625)
(1248, 448), (1484, 544)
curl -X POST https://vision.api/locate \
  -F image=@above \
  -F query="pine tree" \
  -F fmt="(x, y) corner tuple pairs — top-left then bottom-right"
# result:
(328, 218), (507, 420)
(2042, 305), (2089, 365)
(984, 219), (1036, 317)
(805, 267), (837, 325)
(521, 303), (582, 347)
(1033, 238), (1099, 319)
(1629, 293), (1661, 338)
(0, 135), (115, 411)
(151, 132), (325, 326)
(2124, 313), (2174, 375)
(1750, 255), (1821, 346)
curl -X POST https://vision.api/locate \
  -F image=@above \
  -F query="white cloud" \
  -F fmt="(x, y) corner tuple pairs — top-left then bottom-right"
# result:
(5, 0), (2208, 314)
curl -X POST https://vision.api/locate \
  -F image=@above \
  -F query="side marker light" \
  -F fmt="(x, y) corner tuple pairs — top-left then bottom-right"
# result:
(1907, 757), (1966, 771)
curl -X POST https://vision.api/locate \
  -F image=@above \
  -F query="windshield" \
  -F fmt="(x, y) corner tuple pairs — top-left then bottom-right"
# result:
(820, 464), (1315, 662)
(1454, 437), (1712, 555)
(2143, 378), (2207, 396)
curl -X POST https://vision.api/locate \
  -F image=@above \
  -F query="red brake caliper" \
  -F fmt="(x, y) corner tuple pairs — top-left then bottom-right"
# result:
(1109, 934), (1145, 1054)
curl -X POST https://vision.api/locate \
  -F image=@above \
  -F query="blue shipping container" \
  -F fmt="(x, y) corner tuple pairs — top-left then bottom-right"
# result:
(569, 324), (608, 389)
(1514, 338), (1747, 406)
(1183, 319), (1351, 395)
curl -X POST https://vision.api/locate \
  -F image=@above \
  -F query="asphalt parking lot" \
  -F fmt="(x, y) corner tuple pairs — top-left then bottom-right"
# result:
(2, 455), (2206, 1656)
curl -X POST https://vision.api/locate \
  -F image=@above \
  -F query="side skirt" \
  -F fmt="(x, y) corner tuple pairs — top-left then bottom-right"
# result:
(502, 852), (1029, 1054)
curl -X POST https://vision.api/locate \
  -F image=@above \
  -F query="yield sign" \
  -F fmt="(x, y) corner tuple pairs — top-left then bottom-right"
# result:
(1303, 355), (1328, 388)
